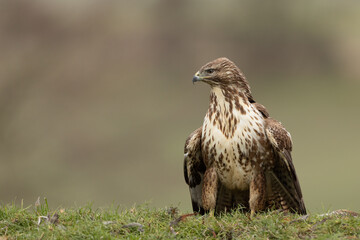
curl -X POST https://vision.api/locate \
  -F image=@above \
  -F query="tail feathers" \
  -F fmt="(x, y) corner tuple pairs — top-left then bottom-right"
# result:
(215, 183), (249, 214)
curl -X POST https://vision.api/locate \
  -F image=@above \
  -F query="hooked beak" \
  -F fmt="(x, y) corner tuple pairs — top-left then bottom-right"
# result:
(192, 71), (202, 84)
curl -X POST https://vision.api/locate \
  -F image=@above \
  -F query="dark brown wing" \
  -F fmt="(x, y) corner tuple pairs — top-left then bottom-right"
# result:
(264, 118), (307, 214)
(184, 127), (206, 214)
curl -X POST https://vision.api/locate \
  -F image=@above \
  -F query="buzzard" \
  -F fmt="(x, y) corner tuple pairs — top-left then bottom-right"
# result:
(184, 57), (306, 216)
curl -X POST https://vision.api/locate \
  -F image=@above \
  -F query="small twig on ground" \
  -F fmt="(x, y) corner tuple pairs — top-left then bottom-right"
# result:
(170, 213), (197, 226)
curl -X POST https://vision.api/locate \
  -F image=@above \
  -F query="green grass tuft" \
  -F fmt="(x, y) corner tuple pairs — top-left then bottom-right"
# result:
(0, 199), (359, 239)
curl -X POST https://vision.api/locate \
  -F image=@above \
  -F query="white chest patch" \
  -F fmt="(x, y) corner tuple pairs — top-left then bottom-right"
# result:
(202, 88), (268, 190)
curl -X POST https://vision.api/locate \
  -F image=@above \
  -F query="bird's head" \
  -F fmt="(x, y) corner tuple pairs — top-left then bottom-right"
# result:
(192, 57), (244, 86)
(192, 57), (253, 100)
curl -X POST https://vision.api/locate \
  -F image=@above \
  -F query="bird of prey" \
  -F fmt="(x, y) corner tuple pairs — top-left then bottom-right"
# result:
(184, 57), (306, 216)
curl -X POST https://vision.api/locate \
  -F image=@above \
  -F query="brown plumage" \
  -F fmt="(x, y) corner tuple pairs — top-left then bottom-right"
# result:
(184, 57), (306, 215)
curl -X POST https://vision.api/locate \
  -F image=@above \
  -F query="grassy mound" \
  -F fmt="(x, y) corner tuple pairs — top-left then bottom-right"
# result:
(0, 199), (358, 239)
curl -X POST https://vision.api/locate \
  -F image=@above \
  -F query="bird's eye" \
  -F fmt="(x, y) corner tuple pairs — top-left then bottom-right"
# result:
(205, 68), (215, 74)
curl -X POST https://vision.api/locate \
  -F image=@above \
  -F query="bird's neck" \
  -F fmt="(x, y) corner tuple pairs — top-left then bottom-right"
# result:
(206, 86), (250, 138)
(209, 86), (249, 113)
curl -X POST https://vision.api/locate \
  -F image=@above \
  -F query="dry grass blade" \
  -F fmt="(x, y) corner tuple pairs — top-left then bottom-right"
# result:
(37, 212), (59, 225)
(34, 197), (41, 208)
(37, 216), (49, 226)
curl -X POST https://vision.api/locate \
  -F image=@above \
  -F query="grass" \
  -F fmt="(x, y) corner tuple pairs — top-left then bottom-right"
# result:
(0, 199), (359, 239)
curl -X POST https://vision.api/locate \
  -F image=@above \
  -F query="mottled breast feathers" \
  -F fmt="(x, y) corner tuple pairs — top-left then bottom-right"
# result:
(184, 102), (306, 215)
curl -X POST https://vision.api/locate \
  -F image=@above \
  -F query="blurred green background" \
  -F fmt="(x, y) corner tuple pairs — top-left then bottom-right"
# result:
(0, 0), (359, 213)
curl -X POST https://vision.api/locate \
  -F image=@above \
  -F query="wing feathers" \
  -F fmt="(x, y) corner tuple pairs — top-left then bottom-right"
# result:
(184, 127), (206, 213)
(253, 102), (270, 118)
(265, 118), (306, 214)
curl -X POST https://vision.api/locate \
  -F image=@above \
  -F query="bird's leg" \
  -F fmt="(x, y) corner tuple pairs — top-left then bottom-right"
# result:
(249, 170), (266, 218)
(208, 209), (215, 218)
(202, 167), (218, 213)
